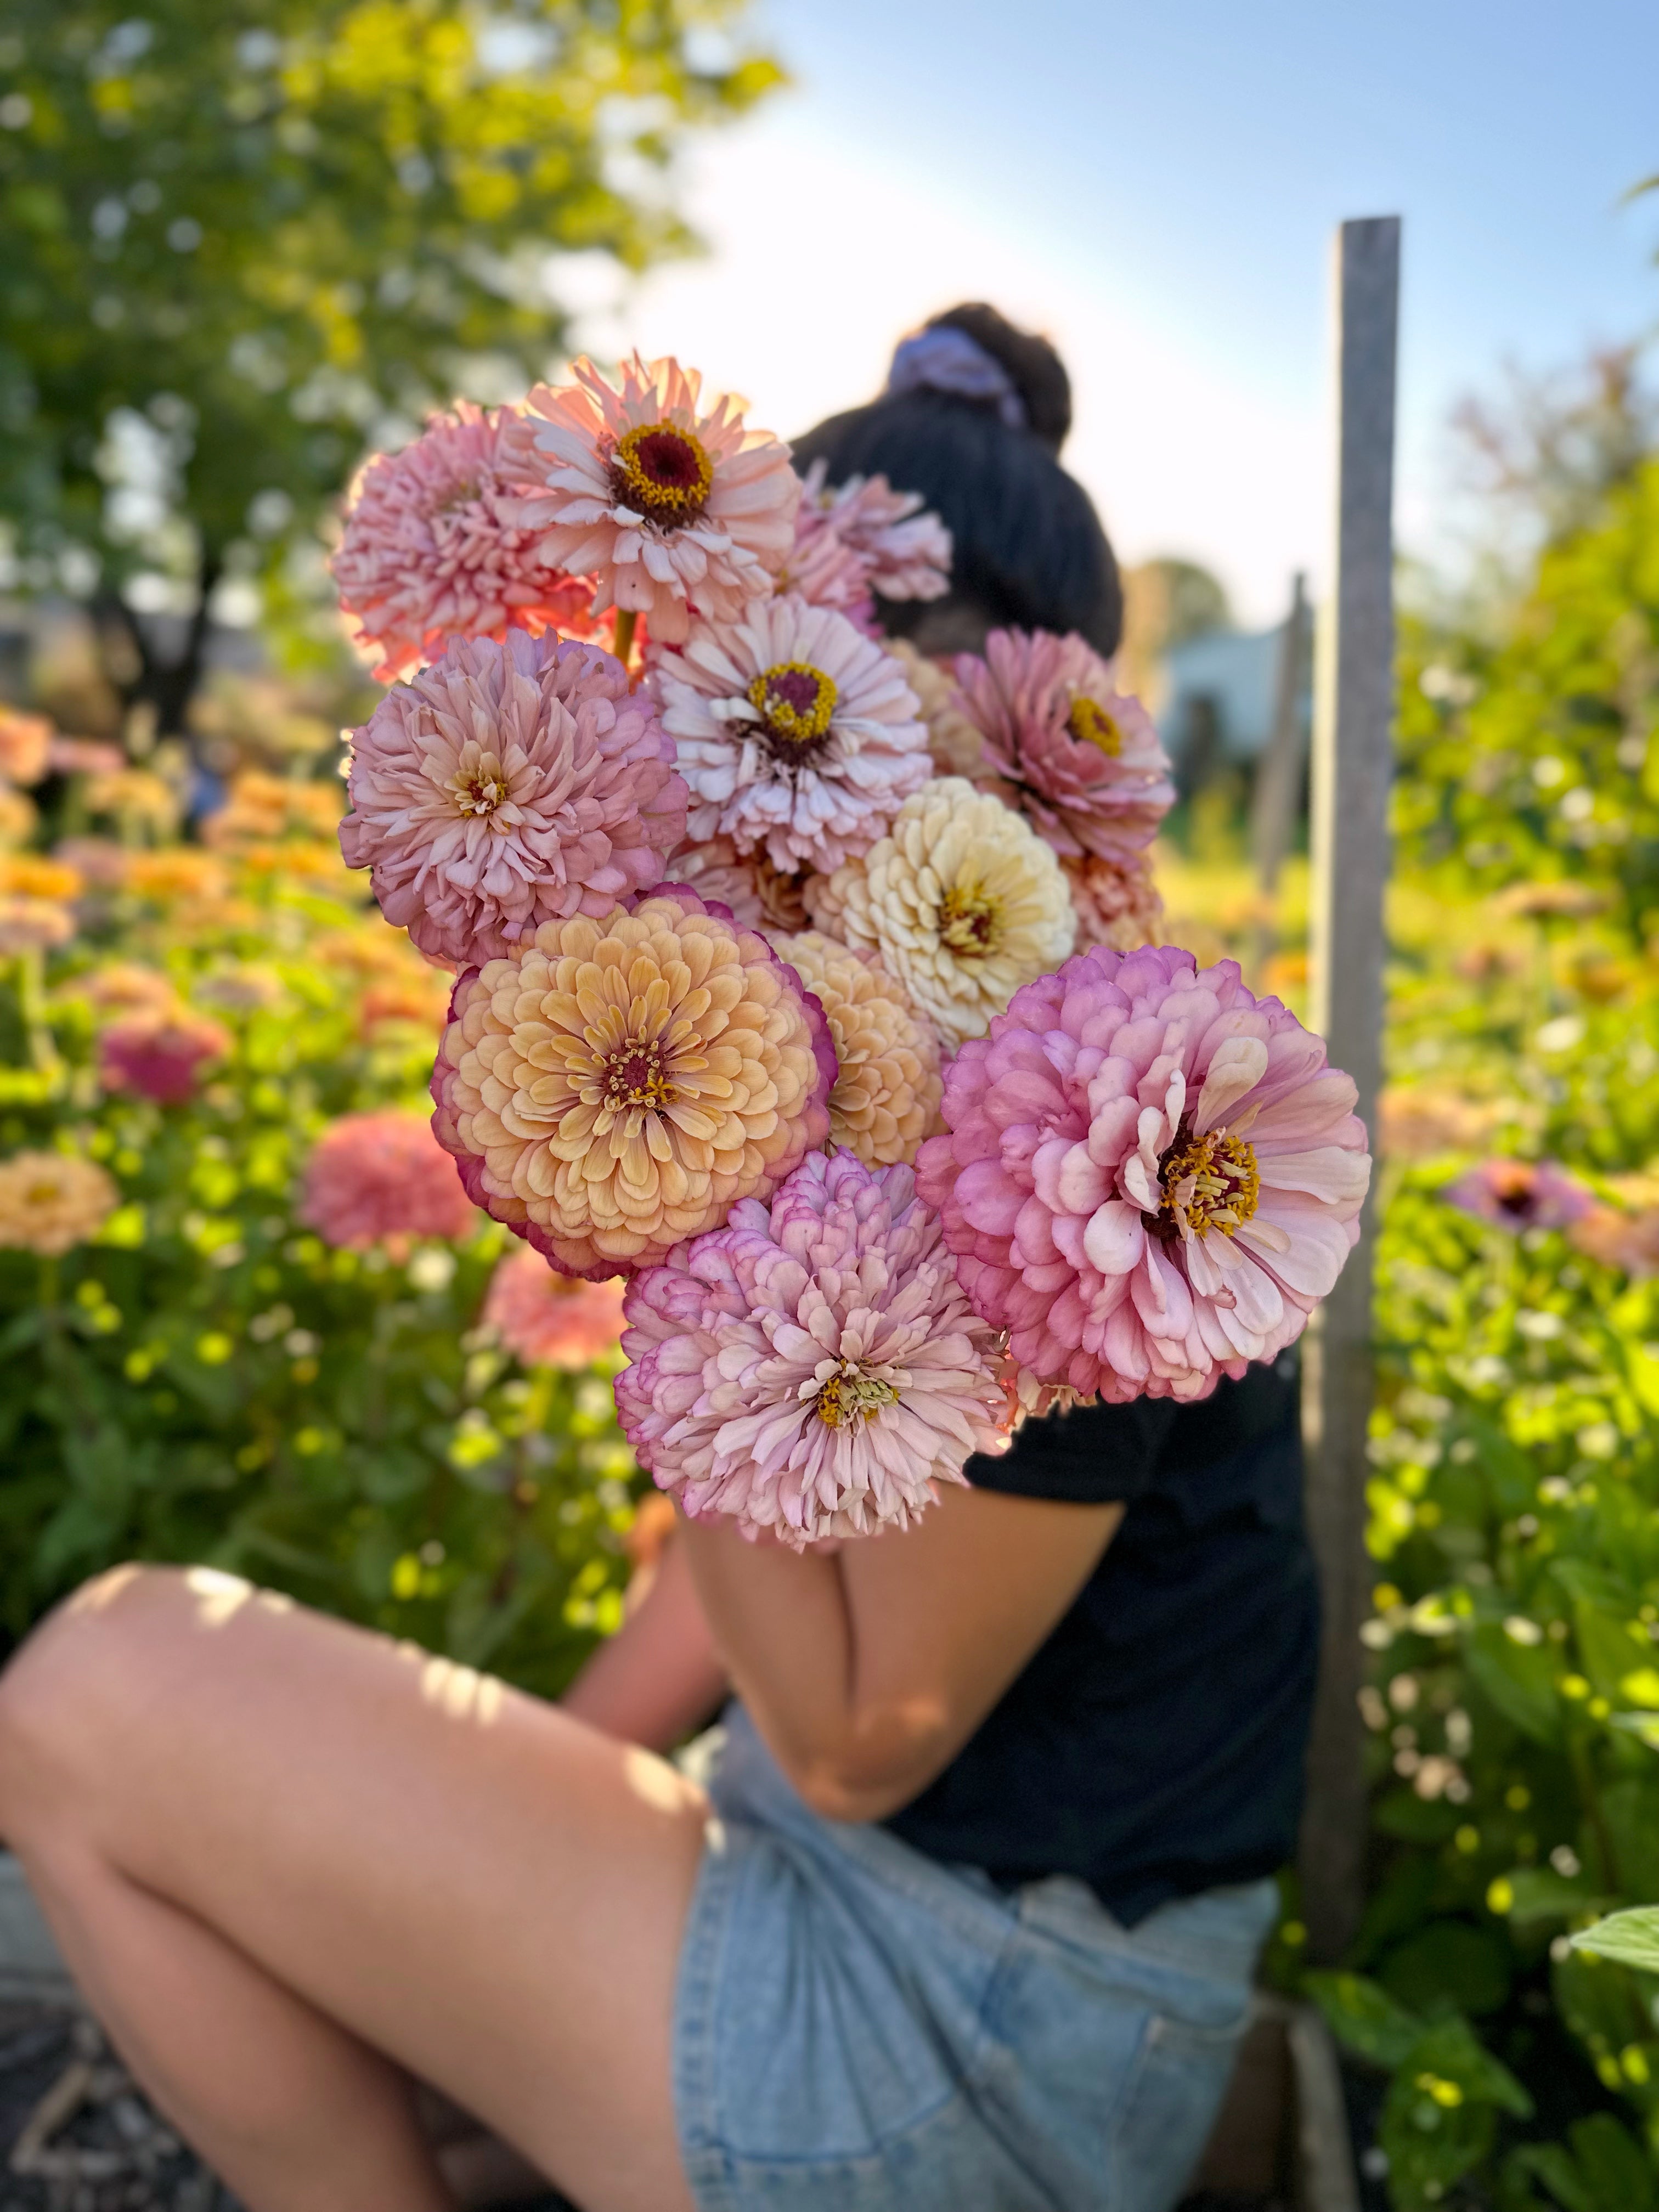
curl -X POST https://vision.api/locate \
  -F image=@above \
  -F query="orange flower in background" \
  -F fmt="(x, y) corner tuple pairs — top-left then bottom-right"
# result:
(70, 962), (180, 1017)
(1, 855), (83, 901)
(126, 851), (230, 902)
(0, 709), (53, 788)
(483, 1246), (626, 1368)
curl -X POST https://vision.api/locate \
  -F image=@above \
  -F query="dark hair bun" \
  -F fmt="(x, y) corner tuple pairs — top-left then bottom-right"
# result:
(926, 304), (1072, 453)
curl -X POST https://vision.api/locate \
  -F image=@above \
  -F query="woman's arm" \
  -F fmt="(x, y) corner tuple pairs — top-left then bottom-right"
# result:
(679, 1485), (1121, 1824)
(561, 1534), (729, 1753)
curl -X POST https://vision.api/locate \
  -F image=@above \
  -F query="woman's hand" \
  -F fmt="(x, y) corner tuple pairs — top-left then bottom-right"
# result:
(679, 1485), (1121, 1824)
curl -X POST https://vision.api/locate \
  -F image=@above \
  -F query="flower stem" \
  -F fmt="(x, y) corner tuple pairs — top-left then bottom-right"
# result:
(16, 947), (60, 1076)
(612, 608), (637, 672)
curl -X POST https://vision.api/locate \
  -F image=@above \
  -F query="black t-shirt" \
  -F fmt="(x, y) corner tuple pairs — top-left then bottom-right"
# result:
(883, 1359), (1319, 1926)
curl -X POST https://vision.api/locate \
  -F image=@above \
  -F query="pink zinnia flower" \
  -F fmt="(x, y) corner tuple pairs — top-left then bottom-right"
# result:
(1063, 851), (1165, 953)
(98, 1009), (230, 1104)
(340, 629), (687, 969)
(660, 832), (766, 929)
(511, 354), (799, 645)
(616, 1148), (1011, 1548)
(794, 462), (952, 604)
(650, 595), (931, 874)
(953, 629), (1176, 864)
(483, 1246), (626, 1367)
(1443, 1158), (1593, 1231)
(299, 1110), (476, 1250)
(431, 889), (837, 1280)
(916, 944), (1372, 1404)
(332, 402), (592, 682)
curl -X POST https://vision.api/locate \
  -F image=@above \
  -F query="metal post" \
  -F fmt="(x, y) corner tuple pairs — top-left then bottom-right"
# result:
(1250, 571), (1311, 978)
(1298, 216), (1400, 1966)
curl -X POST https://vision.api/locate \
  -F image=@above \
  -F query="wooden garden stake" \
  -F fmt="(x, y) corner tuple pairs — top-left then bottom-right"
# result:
(1299, 215), (1400, 1965)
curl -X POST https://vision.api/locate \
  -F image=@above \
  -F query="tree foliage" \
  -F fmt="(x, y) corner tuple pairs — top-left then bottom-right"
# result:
(0, 0), (780, 729)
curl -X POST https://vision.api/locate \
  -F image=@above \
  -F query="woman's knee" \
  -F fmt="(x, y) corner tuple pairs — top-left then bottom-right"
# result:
(0, 1564), (202, 1834)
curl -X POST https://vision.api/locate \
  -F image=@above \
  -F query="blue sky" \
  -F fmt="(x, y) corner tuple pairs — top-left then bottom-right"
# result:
(600, 0), (1659, 623)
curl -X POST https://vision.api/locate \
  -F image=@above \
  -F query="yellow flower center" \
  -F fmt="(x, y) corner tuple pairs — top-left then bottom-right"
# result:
(747, 661), (839, 754)
(611, 420), (714, 524)
(1157, 1125), (1261, 1239)
(25, 1180), (63, 1207)
(602, 1037), (678, 1113)
(448, 748), (511, 822)
(815, 1364), (900, 1428)
(1067, 696), (1122, 755)
(937, 884), (1003, 959)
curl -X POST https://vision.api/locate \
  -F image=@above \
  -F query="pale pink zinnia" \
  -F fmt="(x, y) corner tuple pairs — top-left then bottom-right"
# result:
(511, 354), (799, 645)
(340, 629), (687, 968)
(659, 832), (766, 929)
(1442, 1158), (1594, 1231)
(916, 944), (1372, 1404)
(483, 1245), (626, 1367)
(794, 461), (952, 603)
(430, 889), (836, 1280)
(616, 1148), (1011, 1548)
(1063, 850), (1165, 953)
(98, 1008), (230, 1104)
(650, 595), (931, 873)
(299, 1110), (477, 1249)
(953, 628), (1176, 864)
(332, 402), (592, 682)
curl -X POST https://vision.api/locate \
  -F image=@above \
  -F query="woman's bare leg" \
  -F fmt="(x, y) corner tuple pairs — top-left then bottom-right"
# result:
(0, 1565), (708, 2212)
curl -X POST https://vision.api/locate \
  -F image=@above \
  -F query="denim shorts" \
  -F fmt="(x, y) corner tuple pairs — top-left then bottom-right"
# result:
(672, 1707), (1278, 2212)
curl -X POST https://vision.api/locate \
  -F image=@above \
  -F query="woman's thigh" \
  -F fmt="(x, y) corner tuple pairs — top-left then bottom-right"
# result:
(0, 1564), (708, 2212)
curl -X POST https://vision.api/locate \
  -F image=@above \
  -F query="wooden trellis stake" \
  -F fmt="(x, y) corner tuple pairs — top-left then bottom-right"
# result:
(1299, 215), (1401, 1965)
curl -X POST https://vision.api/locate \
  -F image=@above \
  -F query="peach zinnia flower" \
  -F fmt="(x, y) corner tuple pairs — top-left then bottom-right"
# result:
(99, 1008), (231, 1104)
(483, 1245), (626, 1367)
(780, 931), (941, 1167)
(299, 1111), (477, 1250)
(431, 888), (836, 1279)
(651, 595), (930, 874)
(1063, 851), (1165, 953)
(616, 1148), (1011, 1548)
(916, 944), (1372, 1404)
(0, 1151), (118, 1257)
(0, 709), (52, 788)
(340, 630), (687, 969)
(511, 354), (799, 645)
(332, 402), (592, 682)
(953, 628), (1175, 864)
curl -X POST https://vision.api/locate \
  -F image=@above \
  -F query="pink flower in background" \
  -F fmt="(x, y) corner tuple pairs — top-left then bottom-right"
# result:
(483, 1245), (626, 1367)
(650, 595), (930, 874)
(340, 629), (687, 968)
(1442, 1158), (1594, 1231)
(1063, 850), (1165, 953)
(916, 944), (1371, 1404)
(98, 1008), (230, 1104)
(47, 738), (125, 778)
(953, 628), (1175, 863)
(430, 889), (836, 1279)
(511, 354), (799, 644)
(332, 402), (592, 682)
(616, 1148), (1011, 1548)
(0, 709), (52, 788)
(793, 462), (953, 604)
(299, 1111), (476, 1249)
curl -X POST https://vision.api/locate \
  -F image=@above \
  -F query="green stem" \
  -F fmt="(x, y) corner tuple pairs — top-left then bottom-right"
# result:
(16, 947), (60, 1076)
(612, 608), (637, 672)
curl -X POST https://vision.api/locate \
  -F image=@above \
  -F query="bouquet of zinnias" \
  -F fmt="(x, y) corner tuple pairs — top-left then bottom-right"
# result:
(331, 347), (1370, 1548)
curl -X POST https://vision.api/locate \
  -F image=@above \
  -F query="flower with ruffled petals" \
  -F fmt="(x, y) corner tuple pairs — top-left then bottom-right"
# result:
(483, 1245), (626, 1366)
(0, 1151), (117, 1257)
(953, 629), (1175, 864)
(885, 640), (988, 778)
(73, 962), (180, 1017)
(340, 629), (687, 969)
(0, 897), (74, 955)
(916, 944), (1371, 1405)
(780, 932), (941, 1167)
(806, 776), (1076, 1050)
(659, 832), (766, 929)
(99, 1008), (231, 1104)
(1063, 851), (1164, 952)
(299, 1111), (476, 1250)
(0, 709), (52, 788)
(431, 888), (836, 1279)
(333, 402), (592, 682)
(793, 461), (952, 604)
(510, 354), (799, 645)
(616, 1147), (1010, 1548)
(1442, 1158), (1593, 1231)
(651, 596), (930, 874)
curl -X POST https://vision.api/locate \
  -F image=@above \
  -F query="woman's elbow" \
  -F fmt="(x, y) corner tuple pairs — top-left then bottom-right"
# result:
(789, 1736), (946, 1825)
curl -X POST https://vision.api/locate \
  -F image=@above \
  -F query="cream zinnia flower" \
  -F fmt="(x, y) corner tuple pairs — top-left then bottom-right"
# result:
(0, 1151), (119, 1257)
(806, 777), (1076, 1049)
(431, 888), (836, 1279)
(511, 354), (799, 645)
(780, 932), (941, 1167)
(651, 595), (931, 874)
(885, 640), (988, 779)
